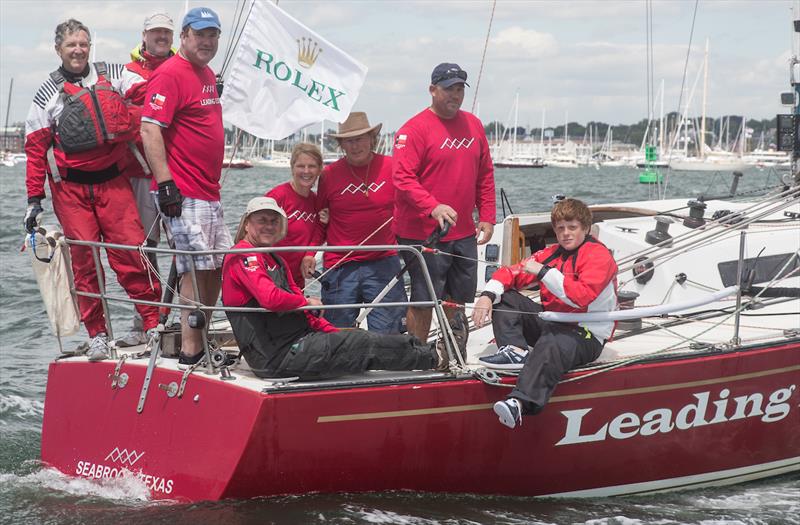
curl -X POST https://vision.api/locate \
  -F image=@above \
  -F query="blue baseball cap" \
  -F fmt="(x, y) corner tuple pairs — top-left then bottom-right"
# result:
(431, 63), (470, 88)
(182, 7), (221, 31)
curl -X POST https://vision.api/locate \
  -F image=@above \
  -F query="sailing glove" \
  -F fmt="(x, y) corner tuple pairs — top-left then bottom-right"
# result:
(24, 198), (44, 233)
(158, 180), (183, 218)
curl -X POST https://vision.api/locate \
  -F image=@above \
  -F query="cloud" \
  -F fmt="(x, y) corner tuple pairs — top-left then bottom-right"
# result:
(491, 27), (558, 59)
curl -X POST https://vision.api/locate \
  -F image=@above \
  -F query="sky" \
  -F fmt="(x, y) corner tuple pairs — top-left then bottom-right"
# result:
(0, 0), (797, 134)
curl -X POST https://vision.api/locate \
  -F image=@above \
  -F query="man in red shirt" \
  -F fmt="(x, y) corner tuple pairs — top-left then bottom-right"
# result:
(317, 112), (406, 333)
(141, 7), (231, 368)
(222, 197), (440, 379)
(392, 63), (496, 345)
(116, 12), (175, 347)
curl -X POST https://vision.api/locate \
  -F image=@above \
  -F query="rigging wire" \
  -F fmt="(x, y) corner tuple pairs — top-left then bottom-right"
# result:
(219, 0), (256, 78)
(664, 0), (700, 196)
(471, 0), (497, 114)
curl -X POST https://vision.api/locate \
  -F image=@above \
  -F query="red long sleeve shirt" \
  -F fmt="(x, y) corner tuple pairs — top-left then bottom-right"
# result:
(392, 108), (496, 241)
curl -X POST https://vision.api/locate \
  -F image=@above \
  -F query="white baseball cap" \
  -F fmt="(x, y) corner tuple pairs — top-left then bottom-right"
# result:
(144, 13), (174, 31)
(234, 197), (288, 243)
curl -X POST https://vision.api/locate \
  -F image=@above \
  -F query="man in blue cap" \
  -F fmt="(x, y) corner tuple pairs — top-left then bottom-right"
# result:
(392, 63), (496, 359)
(141, 7), (232, 368)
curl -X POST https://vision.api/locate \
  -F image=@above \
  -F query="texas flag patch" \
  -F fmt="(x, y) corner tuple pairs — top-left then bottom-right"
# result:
(149, 93), (166, 111)
(243, 256), (259, 272)
(394, 134), (407, 149)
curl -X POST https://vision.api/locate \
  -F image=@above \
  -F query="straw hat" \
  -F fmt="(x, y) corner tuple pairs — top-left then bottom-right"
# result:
(329, 112), (382, 139)
(234, 197), (287, 244)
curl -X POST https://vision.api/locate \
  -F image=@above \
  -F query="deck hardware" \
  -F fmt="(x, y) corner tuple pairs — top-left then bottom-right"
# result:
(159, 381), (179, 398)
(219, 367), (235, 381)
(784, 211), (799, 220)
(210, 349), (229, 368)
(177, 362), (201, 398)
(689, 342), (713, 350)
(632, 256), (655, 285)
(616, 226), (638, 233)
(109, 354), (128, 389)
(784, 328), (800, 338)
(675, 273), (687, 285)
(731, 231), (746, 346)
(193, 394), (200, 403)
(645, 216), (674, 247)
(135, 326), (163, 413)
(683, 200), (707, 229)
(474, 367), (502, 385)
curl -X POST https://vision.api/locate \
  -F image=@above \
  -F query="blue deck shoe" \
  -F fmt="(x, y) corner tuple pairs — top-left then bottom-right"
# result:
(478, 345), (528, 370)
(493, 398), (523, 429)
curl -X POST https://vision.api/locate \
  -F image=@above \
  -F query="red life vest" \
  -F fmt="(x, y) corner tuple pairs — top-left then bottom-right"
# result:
(50, 62), (133, 154)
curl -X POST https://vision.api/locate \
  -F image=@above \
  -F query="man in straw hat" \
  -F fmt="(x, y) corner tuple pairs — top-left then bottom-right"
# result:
(392, 62), (496, 346)
(316, 111), (407, 333)
(221, 197), (443, 379)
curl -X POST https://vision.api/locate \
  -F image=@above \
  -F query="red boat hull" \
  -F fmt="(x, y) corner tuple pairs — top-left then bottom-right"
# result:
(41, 342), (800, 501)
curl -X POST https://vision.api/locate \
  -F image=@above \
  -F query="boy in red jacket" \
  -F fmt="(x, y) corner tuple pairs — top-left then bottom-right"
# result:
(471, 198), (617, 428)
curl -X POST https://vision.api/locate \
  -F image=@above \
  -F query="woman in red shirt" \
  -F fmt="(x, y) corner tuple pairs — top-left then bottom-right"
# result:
(265, 143), (324, 287)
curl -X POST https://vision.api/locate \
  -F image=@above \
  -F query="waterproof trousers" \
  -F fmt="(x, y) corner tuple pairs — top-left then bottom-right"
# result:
(277, 328), (437, 380)
(494, 291), (603, 415)
(49, 175), (162, 337)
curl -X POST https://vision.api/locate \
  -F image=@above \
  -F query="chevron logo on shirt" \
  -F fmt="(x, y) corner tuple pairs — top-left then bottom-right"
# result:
(341, 181), (386, 195)
(440, 137), (474, 150)
(287, 210), (316, 222)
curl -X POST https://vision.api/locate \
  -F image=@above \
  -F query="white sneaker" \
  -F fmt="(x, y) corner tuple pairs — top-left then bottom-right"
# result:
(493, 398), (523, 429)
(86, 333), (110, 362)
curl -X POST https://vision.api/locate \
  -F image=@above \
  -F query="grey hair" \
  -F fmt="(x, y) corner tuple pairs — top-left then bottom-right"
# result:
(55, 19), (91, 47)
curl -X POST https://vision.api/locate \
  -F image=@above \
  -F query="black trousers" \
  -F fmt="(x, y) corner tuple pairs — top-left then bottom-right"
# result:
(277, 329), (437, 380)
(493, 291), (603, 415)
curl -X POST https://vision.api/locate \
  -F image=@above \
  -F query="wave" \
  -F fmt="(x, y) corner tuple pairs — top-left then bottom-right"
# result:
(0, 394), (44, 422)
(0, 466), (152, 503)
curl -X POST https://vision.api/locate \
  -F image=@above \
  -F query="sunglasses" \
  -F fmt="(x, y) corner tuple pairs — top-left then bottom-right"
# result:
(433, 69), (467, 83)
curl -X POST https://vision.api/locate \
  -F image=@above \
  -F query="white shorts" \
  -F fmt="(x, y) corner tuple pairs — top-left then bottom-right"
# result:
(159, 197), (233, 275)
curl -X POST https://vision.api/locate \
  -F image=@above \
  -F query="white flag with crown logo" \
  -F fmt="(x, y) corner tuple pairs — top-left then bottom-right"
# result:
(221, 0), (368, 139)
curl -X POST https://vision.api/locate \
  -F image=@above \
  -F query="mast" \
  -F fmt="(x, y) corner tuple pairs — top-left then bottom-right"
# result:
(700, 38), (709, 159)
(2, 78), (12, 151)
(512, 91), (519, 157)
(659, 79), (665, 155)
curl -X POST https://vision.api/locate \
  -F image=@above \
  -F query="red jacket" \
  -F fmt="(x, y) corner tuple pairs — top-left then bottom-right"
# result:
(483, 236), (618, 341)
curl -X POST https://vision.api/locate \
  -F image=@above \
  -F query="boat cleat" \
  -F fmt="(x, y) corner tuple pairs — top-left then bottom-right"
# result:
(474, 367), (502, 385)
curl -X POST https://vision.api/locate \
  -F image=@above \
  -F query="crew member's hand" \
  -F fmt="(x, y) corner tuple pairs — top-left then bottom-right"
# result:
(157, 180), (183, 217)
(431, 204), (457, 230)
(305, 297), (323, 307)
(301, 255), (317, 279)
(318, 208), (330, 225)
(24, 198), (44, 233)
(524, 259), (544, 276)
(471, 295), (493, 328)
(476, 221), (494, 245)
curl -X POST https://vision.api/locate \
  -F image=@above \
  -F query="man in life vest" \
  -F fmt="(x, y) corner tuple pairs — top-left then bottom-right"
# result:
(23, 19), (162, 360)
(140, 8), (232, 369)
(115, 12), (176, 348)
(222, 197), (441, 380)
(471, 198), (618, 429)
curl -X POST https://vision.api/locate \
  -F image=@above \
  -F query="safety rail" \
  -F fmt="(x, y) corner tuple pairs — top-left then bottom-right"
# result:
(63, 239), (463, 376)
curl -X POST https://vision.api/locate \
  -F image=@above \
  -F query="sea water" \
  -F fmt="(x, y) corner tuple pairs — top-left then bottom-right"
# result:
(1, 164), (797, 524)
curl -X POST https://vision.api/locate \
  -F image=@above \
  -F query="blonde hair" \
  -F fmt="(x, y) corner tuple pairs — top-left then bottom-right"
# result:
(290, 142), (323, 169)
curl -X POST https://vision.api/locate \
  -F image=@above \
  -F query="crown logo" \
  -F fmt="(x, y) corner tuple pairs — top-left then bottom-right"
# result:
(296, 37), (322, 68)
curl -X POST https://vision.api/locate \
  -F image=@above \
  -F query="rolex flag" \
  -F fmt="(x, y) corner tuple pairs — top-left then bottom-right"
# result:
(221, 0), (368, 139)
